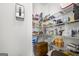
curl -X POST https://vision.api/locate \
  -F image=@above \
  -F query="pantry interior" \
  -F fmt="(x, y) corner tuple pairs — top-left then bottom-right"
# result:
(32, 3), (79, 56)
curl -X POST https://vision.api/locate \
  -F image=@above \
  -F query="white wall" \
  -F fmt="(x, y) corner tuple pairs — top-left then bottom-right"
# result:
(33, 3), (62, 16)
(0, 3), (32, 56)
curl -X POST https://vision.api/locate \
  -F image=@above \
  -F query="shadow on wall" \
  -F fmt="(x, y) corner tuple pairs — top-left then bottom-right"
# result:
(0, 53), (8, 56)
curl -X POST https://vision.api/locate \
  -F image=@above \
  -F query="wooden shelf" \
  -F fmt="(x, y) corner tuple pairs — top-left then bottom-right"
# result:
(55, 23), (65, 26)
(45, 20), (79, 28)
(32, 32), (39, 36)
(67, 20), (79, 24)
(45, 23), (65, 28)
(62, 36), (79, 39)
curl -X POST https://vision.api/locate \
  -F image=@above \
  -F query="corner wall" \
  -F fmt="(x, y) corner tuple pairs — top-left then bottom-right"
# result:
(0, 3), (32, 56)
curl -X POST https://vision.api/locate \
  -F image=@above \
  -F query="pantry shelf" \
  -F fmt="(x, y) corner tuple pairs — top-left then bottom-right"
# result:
(62, 36), (79, 39)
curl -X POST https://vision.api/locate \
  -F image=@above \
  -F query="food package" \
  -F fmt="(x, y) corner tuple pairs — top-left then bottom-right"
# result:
(52, 36), (64, 48)
(69, 15), (75, 22)
(34, 42), (48, 56)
